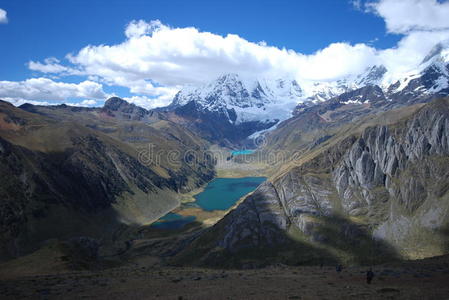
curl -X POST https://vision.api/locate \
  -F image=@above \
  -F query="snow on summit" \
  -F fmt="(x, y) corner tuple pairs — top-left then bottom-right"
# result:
(170, 73), (303, 124)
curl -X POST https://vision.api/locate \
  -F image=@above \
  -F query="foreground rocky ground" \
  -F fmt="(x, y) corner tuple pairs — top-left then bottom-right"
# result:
(1, 255), (449, 300)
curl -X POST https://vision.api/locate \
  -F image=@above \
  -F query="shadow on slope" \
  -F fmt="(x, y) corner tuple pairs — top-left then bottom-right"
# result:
(437, 223), (449, 255)
(170, 187), (399, 269)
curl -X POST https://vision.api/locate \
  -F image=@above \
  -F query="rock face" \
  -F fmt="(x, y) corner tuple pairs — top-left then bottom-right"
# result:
(331, 100), (449, 259)
(177, 98), (449, 266)
(169, 100), (279, 145)
(217, 183), (289, 252)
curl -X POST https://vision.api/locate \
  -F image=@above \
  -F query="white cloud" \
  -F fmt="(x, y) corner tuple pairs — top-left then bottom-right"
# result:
(28, 57), (83, 75)
(3, 99), (54, 107)
(124, 95), (174, 109)
(3, 98), (99, 108)
(380, 30), (449, 74)
(0, 78), (107, 103)
(298, 42), (379, 80)
(32, 20), (382, 93)
(350, 0), (363, 11)
(368, 0), (449, 34)
(0, 8), (7, 23)
(125, 19), (166, 38)
(20, 1), (449, 108)
(79, 99), (97, 106)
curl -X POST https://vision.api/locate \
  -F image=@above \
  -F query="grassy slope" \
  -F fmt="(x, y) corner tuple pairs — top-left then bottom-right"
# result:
(0, 101), (215, 260)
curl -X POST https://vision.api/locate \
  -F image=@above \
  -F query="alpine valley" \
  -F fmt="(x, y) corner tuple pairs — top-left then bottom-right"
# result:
(2, 37), (449, 300)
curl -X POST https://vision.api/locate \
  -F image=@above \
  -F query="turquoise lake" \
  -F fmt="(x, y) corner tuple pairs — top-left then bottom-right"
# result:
(151, 177), (266, 229)
(194, 177), (266, 211)
(231, 149), (255, 156)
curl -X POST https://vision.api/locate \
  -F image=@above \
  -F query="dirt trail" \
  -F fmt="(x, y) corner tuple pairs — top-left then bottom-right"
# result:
(1, 258), (449, 299)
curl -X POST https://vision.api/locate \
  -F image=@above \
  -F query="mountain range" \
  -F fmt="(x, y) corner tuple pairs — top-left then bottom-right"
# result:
(1, 41), (449, 273)
(163, 42), (449, 145)
(175, 98), (449, 267)
(0, 97), (214, 260)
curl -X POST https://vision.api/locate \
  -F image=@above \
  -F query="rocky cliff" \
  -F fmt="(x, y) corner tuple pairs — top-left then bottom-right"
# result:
(175, 98), (449, 267)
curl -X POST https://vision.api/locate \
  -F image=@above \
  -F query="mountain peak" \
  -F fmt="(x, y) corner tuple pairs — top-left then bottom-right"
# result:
(169, 73), (303, 125)
(0, 99), (14, 107)
(102, 97), (157, 121)
(356, 65), (387, 86)
(217, 73), (240, 82)
(103, 97), (131, 110)
(421, 41), (449, 65)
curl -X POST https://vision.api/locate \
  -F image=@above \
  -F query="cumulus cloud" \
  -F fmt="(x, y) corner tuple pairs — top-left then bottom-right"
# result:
(364, 0), (449, 74)
(380, 30), (449, 74)
(298, 43), (379, 80)
(0, 78), (107, 105)
(78, 99), (97, 106)
(368, 0), (449, 34)
(124, 95), (175, 109)
(28, 57), (83, 76)
(34, 19), (438, 85)
(32, 20), (381, 94)
(2, 98), (99, 107)
(3, 99), (54, 107)
(0, 8), (7, 23)
(125, 19), (166, 38)
(17, 0), (449, 108)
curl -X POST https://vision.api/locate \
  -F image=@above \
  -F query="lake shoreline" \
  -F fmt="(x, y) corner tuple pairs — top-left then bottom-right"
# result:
(151, 176), (267, 229)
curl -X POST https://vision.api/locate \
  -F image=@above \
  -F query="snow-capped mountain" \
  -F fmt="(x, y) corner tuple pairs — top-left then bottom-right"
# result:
(165, 42), (449, 144)
(302, 42), (449, 107)
(301, 65), (388, 103)
(170, 73), (303, 124)
(385, 42), (449, 103)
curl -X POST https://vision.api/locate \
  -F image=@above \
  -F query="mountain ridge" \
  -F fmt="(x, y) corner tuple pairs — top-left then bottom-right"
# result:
(0, 98), (215, 261)
(173, 97), (449, 267)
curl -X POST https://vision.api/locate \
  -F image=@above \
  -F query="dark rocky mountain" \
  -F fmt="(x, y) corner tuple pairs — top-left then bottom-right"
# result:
(101, 97), (165, 122)
(174, 98), (449, 267)
(167, 100), (278, 146)
(0, 99), (214, 261)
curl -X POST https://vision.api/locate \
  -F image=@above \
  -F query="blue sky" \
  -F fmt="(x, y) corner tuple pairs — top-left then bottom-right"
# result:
(0, 0), (398, 81)
(0, 0), (448, 108)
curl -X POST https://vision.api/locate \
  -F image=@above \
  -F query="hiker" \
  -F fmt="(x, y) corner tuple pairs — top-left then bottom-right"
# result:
(366, 269), (374, 284)
(336, 264), (342, 273)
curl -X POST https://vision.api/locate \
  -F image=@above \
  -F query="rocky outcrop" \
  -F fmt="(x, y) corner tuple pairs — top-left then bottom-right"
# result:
(283, 100), (449, 257)
(333, 100), (449, 216)
(179, 98), (449, 266)
(169, 100), (278, 146)
(101, 97), (164, 122)
(217, 183), (289, 252)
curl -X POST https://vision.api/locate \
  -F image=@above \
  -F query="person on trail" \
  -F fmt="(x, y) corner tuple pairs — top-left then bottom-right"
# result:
(336, 264), (342, 273)
(366, 268), (374, 284)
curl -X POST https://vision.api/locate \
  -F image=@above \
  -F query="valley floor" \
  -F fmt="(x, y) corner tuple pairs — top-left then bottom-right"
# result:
(1, 256), (449, 299)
